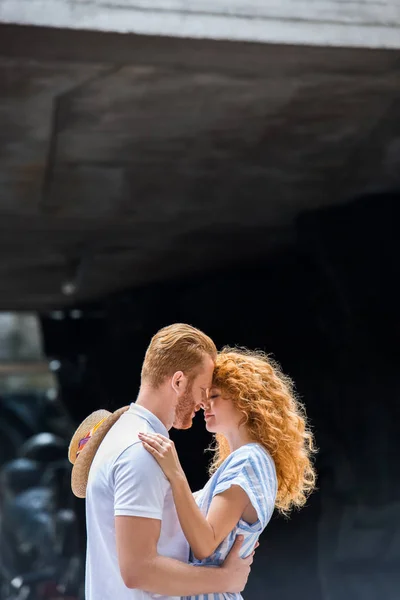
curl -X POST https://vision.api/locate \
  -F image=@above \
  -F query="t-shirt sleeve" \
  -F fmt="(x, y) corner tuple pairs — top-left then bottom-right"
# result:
(212, 446), (277, 528)
(113, 442), (169, 519)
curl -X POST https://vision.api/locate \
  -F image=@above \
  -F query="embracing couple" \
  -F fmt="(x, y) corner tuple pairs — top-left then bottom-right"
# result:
(69, 323), (316, 599)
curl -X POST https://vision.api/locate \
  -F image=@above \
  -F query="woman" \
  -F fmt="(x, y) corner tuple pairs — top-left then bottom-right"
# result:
(139, 347), (316, 599)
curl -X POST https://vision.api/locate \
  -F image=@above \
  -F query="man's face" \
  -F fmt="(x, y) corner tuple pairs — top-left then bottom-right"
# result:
(173, 354), (214, 430)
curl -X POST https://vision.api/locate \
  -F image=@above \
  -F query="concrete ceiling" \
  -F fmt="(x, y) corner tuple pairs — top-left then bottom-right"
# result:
(1, 25), (400, 311)
(2, 0), (400, 49)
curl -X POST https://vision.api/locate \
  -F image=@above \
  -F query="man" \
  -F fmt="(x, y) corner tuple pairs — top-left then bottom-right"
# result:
(69, 323), (253, 599)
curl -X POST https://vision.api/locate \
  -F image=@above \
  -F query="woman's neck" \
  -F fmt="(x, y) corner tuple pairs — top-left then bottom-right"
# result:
(224, 426), (255, 453)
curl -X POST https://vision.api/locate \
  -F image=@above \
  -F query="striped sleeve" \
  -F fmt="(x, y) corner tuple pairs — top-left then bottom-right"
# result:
(212, 445), (277, 528)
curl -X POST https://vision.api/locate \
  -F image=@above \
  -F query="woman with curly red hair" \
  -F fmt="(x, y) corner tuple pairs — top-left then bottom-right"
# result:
(139, 347), (316, 599)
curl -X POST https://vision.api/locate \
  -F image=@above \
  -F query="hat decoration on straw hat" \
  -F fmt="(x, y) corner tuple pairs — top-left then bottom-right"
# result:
(68, 406), (129, 498)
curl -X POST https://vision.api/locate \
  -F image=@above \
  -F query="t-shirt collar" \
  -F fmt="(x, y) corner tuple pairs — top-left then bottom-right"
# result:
(129, 402), (169, 438)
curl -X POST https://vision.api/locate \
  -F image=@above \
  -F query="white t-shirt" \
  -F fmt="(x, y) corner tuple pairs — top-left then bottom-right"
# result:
(85, 403), (189, 600)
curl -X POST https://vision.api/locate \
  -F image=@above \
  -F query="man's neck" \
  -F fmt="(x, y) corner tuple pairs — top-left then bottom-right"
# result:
(135, 383), (172, 431)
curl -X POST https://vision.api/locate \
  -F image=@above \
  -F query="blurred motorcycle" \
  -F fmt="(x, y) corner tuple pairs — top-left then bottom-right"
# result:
(0, 398), (84, 600)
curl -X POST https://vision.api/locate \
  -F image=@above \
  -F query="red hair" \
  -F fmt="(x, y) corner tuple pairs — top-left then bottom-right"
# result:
(210, 347), (316, 515)
(141, 323), (217, 387)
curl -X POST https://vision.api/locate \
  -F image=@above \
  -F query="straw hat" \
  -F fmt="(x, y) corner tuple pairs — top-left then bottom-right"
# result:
(68, 406), (129, 498)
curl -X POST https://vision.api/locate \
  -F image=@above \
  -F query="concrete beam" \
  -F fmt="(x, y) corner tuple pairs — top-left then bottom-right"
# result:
(1, 0), (400, 49)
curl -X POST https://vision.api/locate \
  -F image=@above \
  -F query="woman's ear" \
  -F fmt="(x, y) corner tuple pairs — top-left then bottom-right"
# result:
(171, 370), (186, 395)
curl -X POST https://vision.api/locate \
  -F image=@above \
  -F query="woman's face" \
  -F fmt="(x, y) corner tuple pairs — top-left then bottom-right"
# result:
(201, 386), (242, 434)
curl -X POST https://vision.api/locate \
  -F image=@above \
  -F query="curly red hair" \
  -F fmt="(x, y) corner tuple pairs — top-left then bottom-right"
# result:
(210, 347), (316, 515)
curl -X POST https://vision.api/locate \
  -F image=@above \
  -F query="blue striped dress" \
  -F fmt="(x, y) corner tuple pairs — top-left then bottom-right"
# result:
(183, 443), (277, 600)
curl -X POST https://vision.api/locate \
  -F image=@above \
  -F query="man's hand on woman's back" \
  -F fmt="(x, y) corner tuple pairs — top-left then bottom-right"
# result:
(222, 535), (257, 593)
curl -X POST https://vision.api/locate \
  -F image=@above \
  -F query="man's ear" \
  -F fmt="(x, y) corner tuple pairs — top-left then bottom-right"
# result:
(171, 371), (186, 395)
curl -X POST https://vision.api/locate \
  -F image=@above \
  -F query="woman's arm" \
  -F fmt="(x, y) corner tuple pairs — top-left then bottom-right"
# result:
(138, 432), (250, 560)
(171, 475), (250, 560)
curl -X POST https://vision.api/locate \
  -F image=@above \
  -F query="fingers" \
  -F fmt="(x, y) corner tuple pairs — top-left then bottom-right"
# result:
(156, 433), (171, 444)
(230, 535), (244, 555)
(139, 434), (164, 452)
(242, 552), (254, 565)
(139, 432), (172, 450)
(228, 535), (259, 562)
(140, 432), (169, 443)
(141, 440), (163, 459)
(243, 548), (254, 561)
(139, 432), (159, 442)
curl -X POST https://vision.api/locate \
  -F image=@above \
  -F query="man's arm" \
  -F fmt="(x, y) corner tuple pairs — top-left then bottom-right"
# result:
(115, 515), (252, 596)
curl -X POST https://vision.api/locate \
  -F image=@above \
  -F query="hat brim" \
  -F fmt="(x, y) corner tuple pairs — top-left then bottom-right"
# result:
(68, 409), (112, 465)
(70, 406), (129, 498)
